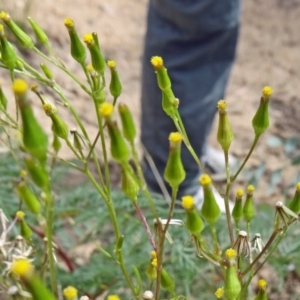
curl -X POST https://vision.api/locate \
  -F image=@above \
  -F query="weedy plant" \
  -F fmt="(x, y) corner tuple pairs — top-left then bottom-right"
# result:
(0, 11), (299, 300)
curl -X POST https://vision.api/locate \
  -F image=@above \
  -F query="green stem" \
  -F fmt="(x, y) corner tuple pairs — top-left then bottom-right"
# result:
(86, 170), (137, 295)
(224, 150), (234, 246)
(130, 141), (159, 219)
(231, 135), (260, 182)
(155, 187), (178, 300)
(45, 192), (57, 294)
(209, 224), (221, 254)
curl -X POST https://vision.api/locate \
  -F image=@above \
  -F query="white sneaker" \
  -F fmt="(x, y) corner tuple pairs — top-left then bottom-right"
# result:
(201, 146), (239, 181)
(193, 185), (234, 213)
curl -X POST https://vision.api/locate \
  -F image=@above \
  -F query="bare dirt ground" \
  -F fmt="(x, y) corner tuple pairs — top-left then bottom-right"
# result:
(1, 0), (300, 298)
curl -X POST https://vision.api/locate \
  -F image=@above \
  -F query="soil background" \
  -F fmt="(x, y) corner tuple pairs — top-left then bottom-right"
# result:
(1, 0), (300, 299)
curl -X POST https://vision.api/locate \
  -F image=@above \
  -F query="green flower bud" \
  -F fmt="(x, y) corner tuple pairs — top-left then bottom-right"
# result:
(16, 211), (32, 242)
(254, 279), (267, 300)
(16, 59), (25, 71)
(52, 134), (62, 152)
(164, 132), (186, 189)
(27, 17), (49, 45)
(162, 90), (177, 118)
(15, 181), (40, 214)
(199, 174), (221, 224)
(13, 80), (48, 165)
(224, 249), (241, 300)
(182, 196), (205, 234)
(0, 12), (34, 49)
(99, 103), (130, 163)
(121, 166), (139, 202)
(217, 100), (234, 151)
(83, 33), (106, 75)
(161, 268), (175, 294)
(0, 82), (8, 110)
(288, 182), (300, 214)
(70, 129), (84, 152)
(151, 56), (171, 91)
(23, 155), (49, 190)
(40, 63), (53, 80)
(10, 259), (56, 300)
(243, 185), (255, 223)
(232, 189), (244, 225)
(43, 103), (69, 140)
(107, 60), (122, 98)
(64, 18), (86, 64)
(0, 24), (17, 70)
(118, 103), (136, 143)
(252, 86), (273, 137)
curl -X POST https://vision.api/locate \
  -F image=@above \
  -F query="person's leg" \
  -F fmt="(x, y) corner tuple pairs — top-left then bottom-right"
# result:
(141, 0), (241, 198)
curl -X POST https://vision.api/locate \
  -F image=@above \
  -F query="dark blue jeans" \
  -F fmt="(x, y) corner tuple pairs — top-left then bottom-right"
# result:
(141, 0), (241, 197)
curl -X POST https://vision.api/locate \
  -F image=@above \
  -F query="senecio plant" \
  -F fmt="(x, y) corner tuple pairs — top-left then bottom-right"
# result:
(0, 11), (299, 300)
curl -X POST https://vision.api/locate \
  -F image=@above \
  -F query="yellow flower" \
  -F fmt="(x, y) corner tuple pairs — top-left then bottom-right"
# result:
(16, 211), (25, 220)
(236, 189), (244, 197)
(199, 174), (212, 186)
(168, 132), (182, 143)
(296, 182), (300, 191)
(151, 258), (157, 267)
(150, 56), (163, 69)
(247, 185), (255, 193)
(107, 60), (116, 69)
(262, 86), (273, 97)
(83, 33), (94, 45)
(107, 295), (120, 300)
(64, 18), (74, 28)
(11, 258), (34, 278)
(217, 99), (227, 111)
(63, 286), (78, 300)
(99, 102), (114, 118)
(12, 79), (28, 95)
(225, 248), (237, 259)
(0, 11), (9, 22)
(20, 170), (27, 177)
(258, 279), (267, 290)
(181, 195), (195, 210)
(0, 24), (3, 31)
(215, 287), (224, 299)
(151, 251), (157, 260)
(86, 64), (94, 72)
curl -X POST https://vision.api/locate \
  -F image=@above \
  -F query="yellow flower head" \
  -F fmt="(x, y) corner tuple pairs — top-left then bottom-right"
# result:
(181, 195), (195, 210)
(199, 174), (212, 186)
(296, 182), (300, 192)
(0, 24), (3, 32)
(151, 251), (157, 260)
(16, 211), (25, 220)
(0, 11), (9, 22)
(43, 103), (53, 114)
(151, 258), (157, 267)
(258, 279), (267, 290)
(83, 33), (94, 46)
(247, 185), (255, 193)
(225, 248), (237, 259)
(64, 18), (74, 28)
(12, 79), (28, 95)
(11, 258), (34, 278)
(63, 286), (78, 300)
(215, 287), (224, 299)
(99, 102), (114, 118)
(262, 86), (273, 97)
(151, 56), (164, 69)
(107, 296), (120, 300)
(20, 169), (27, 177)
(236, 189), (244, 198)
(169, 132), (182, 144)
(107, 60), (116, 69)
(217, 99), (227, 112)
(86, 64), (94, 72)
